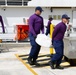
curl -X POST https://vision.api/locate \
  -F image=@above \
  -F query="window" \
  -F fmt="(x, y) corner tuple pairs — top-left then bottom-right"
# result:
(53, 15), (57, 20)
(7, 0), (22, 5)
(0, 0), (31, 6)
(0, 0), (5, 5)
(58, 15), (61, 20)
(49, 15), (61, 20)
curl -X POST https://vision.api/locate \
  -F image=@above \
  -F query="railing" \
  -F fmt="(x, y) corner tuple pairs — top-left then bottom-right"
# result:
(0, 0), (31, 6)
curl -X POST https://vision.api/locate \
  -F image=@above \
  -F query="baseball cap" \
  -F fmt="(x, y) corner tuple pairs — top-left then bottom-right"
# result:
(62, 14), (70, 19)
(35, 6), (43, 12)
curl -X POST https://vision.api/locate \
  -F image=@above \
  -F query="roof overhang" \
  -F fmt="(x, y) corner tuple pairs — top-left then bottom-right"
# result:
(28, 0), (76, 7)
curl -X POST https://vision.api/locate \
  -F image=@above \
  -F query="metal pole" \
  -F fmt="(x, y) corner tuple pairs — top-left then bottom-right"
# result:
(22, 0), (24, 6)
(50, 24), (54, 54)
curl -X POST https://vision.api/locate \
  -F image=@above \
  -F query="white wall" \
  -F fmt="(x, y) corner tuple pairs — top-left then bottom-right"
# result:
(28, 0), (76, 7)
(0, 7), (72, 33)
(0, 7), (72, 26)
(41, 8), (72, 25)
(0, 7), (35, 27)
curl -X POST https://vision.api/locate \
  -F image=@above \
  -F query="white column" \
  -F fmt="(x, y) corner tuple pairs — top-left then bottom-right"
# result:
(5, 0), (7, 6)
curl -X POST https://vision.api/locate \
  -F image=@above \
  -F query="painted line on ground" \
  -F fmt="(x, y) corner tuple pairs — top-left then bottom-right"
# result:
(15, 54), (38, 75)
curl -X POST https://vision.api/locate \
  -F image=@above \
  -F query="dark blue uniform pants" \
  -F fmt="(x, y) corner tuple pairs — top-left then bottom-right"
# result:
(51, 40), (64, 65)
(29, 33), (41, 61)
(45, 26), (50, 35)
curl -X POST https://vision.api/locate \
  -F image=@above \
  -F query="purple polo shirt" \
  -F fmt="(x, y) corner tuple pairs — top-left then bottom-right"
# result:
(29, 14), (44, 36)
(52, 22), (67, 40)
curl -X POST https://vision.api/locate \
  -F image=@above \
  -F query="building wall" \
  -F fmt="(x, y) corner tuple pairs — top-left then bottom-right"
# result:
(0, 7), (35, 27)
(41, 7), (72, 25)
(0, 7), (72, 33)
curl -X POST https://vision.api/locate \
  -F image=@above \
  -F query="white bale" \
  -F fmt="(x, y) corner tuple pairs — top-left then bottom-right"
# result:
(36, 34), (52, 48)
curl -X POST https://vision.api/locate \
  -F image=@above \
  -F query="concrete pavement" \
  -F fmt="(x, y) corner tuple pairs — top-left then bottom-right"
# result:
(0, 45), (76, 75)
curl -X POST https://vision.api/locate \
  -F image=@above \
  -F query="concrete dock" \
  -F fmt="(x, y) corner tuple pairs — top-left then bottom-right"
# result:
(0, 43), (76, 75)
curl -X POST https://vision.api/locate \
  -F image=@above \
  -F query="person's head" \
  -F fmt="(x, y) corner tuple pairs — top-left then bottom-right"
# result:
(35, 6), (43, 15)
(62, 14), (70, 24)
(49, 17), (53, 21)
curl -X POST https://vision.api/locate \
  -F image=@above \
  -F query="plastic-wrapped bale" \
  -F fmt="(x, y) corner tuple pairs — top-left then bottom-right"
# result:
(36, 34), (52, 48)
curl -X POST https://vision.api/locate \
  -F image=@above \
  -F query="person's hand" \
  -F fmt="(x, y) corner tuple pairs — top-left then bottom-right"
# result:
(34, 35), (37, 38)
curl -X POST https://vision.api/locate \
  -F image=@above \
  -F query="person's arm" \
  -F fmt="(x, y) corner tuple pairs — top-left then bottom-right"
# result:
(29, 16), (36, 37)
(52, 25), (60, 40)
(41, 18), (44, 34)
(47, 21), (51, 28)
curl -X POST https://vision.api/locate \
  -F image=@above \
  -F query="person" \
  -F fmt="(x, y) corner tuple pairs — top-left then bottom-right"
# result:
(50, 14), (70, 69)
(45, 17), (53, 35)
(0, 15), (5, 33)
(28, 6), (44, 66)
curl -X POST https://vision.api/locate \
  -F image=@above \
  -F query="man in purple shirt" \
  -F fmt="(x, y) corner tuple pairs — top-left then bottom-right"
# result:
(28, 6), (44, 66)
(45, 17), (53, 35)
(50, 14), (70, 69)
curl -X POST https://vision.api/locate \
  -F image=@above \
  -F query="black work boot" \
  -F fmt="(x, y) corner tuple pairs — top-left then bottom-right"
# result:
(27, 56), (34, 65)
(32, 59), (40, 66)
(49, 61), (55, 69)
(56, 65), (64, 69)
